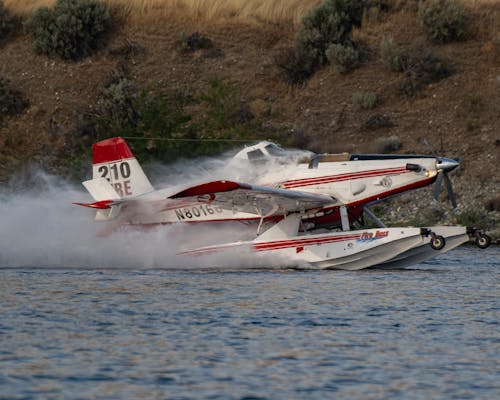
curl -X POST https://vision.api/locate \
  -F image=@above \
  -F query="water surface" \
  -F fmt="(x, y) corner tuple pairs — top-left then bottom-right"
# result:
(1, 246), (499, 399)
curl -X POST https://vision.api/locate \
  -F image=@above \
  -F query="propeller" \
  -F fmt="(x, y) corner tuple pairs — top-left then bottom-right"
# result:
(434, 157), (459, 208)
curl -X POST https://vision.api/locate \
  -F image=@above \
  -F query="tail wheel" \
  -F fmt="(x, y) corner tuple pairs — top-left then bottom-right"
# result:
(475, 234), (491, 249)
(430, 235), (446, 250)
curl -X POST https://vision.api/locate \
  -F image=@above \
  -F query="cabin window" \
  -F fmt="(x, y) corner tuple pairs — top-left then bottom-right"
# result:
(264, 143), (286, 156)
(247, 149), (266, 163)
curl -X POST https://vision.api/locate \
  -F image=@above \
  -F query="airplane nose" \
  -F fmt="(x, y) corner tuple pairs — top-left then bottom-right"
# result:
(436, 157), (459, 172)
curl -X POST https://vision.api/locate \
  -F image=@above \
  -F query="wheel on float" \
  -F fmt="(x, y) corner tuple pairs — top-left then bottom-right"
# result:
(430, 235), (446, 250)
(475, 233), (491, 249)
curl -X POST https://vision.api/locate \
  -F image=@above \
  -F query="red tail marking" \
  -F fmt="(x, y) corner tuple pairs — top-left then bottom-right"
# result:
(93, 137), (134, 164)
(73, 200), (114, 209)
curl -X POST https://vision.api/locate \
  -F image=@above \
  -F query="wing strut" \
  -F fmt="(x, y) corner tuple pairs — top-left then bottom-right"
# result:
(340, 205), (350, 231)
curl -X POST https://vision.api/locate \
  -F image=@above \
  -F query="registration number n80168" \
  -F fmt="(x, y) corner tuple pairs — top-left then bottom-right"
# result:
(175, 204), (223, 220)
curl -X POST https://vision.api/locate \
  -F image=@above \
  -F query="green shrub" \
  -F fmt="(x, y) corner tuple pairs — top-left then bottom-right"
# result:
(278, 0), (365, 83)
(352, 91), (378, 109)
(326, 43), (360, 73)
(25, 0), (110, 60)
(196, 79), (258, 136)
(93, 78), (265, 162)
(97, 75), (138, 129)
(379, 35), (407, 72)
(0, 0), (13, 39)
(275, 43), (319, 84)
(418, 0), (467, 43)
(400, 54), (451, 96)
(94, 80), (196, 162)
(298, 0), (365, 63)
(379, 37), (452, 96)
(0, 77), (29, 119)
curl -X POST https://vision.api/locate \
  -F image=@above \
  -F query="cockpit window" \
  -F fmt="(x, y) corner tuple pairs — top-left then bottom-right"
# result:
(247, 148), (266, 163)
(264, 143), (286, 156)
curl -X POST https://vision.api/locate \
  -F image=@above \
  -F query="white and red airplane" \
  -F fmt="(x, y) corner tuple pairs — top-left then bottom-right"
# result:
(75, 137), (490, 269)
(75, 136), (459, 233)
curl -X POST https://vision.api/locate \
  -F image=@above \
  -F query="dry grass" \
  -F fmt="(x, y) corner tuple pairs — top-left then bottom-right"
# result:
(4, 0), (323, 26)
(4, 0), (497, 36)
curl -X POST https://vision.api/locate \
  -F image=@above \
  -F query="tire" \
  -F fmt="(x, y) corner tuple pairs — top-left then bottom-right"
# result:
(430, 235), (446, 250)
(475, 234), (491, 249)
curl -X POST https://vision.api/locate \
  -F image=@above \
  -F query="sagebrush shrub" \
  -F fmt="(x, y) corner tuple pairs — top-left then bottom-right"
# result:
(379, 35), (407, 72)
(275, 43), (319, 84)
(25, 0), (110, 60)
(278, 0), (365, 83)
(97, 76), (138, 129)
(379, 37), (452, 95)
(418, 0), (467, 43)
(326, 43), (360, 73)
(298, 0), (365, 64)
(94, 78), (260, 162)
(352, 91), (378, 109)
(94, 79), (196, 162)
(400, 54), (451, 96)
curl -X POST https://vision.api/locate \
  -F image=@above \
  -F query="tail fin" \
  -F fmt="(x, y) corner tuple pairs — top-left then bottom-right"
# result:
(92, 137), (153, 198)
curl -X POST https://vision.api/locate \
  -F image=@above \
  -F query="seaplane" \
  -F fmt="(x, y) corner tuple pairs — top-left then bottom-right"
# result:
(75, 137), (491, 269)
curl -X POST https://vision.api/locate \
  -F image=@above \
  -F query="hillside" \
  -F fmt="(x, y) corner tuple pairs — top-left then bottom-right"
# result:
(0, 0), (499, 237)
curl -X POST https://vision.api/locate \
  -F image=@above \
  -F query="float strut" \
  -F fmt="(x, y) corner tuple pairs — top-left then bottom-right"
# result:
(363, 206), (386, 228)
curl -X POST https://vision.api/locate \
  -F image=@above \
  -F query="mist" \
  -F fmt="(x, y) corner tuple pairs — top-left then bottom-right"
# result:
(0, 147), (309, 269)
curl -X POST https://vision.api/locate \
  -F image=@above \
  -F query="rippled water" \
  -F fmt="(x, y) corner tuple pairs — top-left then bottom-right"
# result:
(1, 246), (499, 399)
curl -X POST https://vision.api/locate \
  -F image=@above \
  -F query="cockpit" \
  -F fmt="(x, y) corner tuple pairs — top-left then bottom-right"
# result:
(231, 141), (351, 169)
(231, 141), (305, 165)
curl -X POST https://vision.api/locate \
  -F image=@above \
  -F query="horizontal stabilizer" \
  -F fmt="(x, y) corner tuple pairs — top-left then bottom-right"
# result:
(83, 178), (121, 202)
(73, 200), (115, 209)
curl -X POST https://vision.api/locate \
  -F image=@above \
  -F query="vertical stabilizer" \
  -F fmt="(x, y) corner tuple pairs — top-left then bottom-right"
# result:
(92, 137), (154, 198)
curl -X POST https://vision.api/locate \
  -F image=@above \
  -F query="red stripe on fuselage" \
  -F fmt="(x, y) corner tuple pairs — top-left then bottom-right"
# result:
(180, 232), (362, 257)
(282, 167), (408, 189)
(253, 233), (361, 251)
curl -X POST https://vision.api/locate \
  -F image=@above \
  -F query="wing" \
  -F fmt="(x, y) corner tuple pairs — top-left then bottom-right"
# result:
(169, 180), (336, 216)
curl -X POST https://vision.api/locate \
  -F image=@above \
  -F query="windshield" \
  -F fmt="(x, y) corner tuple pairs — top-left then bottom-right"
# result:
(264, 143), (287, 156)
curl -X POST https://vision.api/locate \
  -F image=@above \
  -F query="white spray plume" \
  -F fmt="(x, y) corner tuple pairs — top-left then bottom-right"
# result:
(0, 146), (310, 269)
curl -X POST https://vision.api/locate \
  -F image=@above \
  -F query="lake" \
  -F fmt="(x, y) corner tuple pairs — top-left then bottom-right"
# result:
(0, 246), (498, 399)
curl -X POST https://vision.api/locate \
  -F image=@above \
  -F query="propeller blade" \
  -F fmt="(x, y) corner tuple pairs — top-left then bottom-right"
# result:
(434, 171), (443, 201)
(443, 172), (457, 208)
